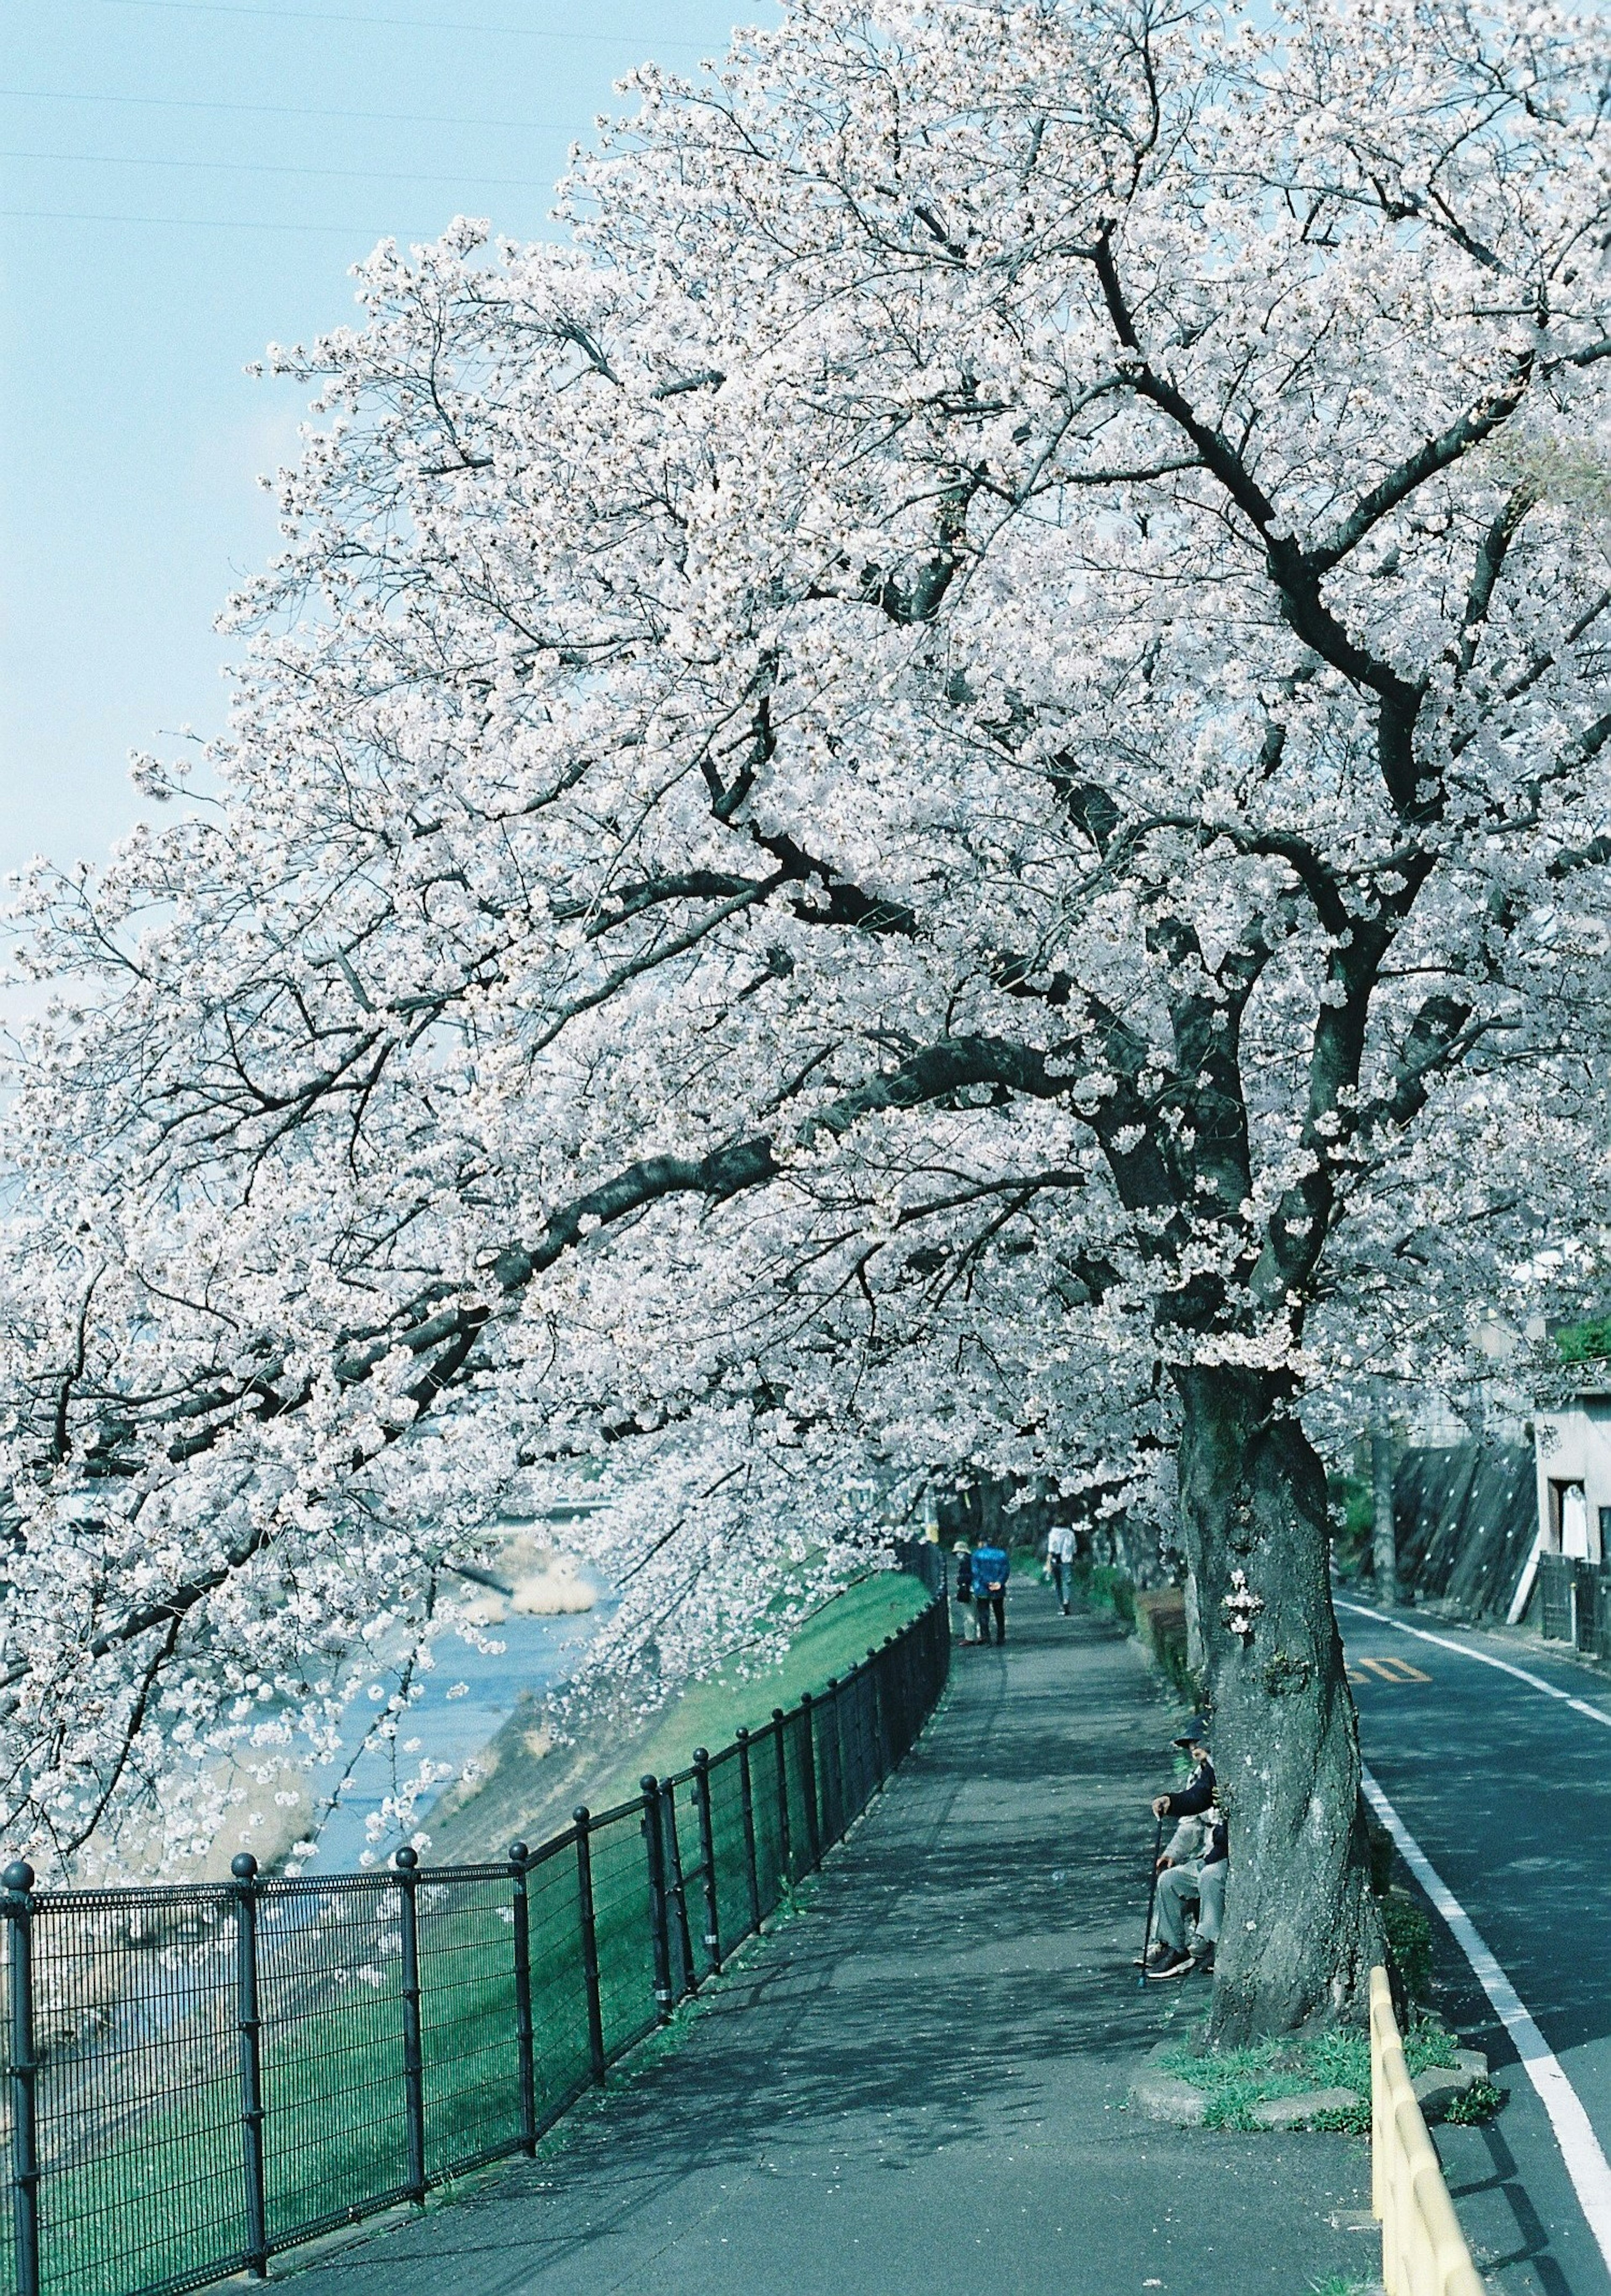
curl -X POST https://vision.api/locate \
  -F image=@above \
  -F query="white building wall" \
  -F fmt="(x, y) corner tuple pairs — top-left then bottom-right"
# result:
(1534, 1399), (1611, 1563)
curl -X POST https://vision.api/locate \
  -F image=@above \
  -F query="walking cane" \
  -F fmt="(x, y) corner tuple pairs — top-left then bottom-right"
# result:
(1135, 1812), (1164, 1987)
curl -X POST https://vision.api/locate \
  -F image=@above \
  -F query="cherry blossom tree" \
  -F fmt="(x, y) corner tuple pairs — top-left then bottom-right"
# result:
(5, 0), (1611, 2038)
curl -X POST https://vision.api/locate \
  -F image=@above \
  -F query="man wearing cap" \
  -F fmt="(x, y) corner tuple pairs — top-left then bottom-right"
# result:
(1143, 1716), (1226, 1979)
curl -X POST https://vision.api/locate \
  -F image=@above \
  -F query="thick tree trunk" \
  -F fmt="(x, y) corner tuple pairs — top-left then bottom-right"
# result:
(1183, 1568), (1206, 1680)
(1174, 1366), (1382, 2042)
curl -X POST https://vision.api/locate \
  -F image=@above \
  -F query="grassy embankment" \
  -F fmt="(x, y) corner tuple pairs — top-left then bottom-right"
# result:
(430, 1567), (931, 1857)
(591, 1569), (931, 1801)
(36, 1570), (934, 2296)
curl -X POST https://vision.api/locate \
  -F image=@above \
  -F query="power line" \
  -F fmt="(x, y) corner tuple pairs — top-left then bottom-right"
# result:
(2, 147), (553, 187)
(0, 85), (575, 133)
(97, 0), (713, 48)
(1, 204), (465, 236)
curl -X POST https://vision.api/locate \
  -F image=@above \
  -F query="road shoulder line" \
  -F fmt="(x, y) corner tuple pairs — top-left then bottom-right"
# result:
(1361, 1764), (1611, 2275)
(1336, 1598), (1611, 1729)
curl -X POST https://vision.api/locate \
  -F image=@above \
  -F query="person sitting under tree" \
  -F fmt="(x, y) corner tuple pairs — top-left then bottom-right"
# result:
(1144, 1716), (1226, 1980)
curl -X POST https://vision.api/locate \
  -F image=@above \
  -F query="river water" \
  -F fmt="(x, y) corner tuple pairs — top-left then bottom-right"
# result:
(302, 1591), (617, 1873)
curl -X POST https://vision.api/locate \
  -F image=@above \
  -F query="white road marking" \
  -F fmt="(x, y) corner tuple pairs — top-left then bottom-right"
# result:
(1335, 1598), (1611, 1729)
(1361, 1766), (1611, 2275)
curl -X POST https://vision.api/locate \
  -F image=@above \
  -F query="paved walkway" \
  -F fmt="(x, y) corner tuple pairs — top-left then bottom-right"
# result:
(286, 1585), (1374, 2296)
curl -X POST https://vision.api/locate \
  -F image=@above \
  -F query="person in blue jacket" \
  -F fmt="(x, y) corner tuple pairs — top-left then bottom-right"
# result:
(970, 1538), (1010, 1643)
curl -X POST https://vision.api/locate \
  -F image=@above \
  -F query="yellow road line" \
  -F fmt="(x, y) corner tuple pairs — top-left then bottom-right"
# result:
(1353, 1654), (1432, 1683)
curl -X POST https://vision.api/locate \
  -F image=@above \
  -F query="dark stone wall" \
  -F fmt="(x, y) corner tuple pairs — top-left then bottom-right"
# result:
(1392, 1441), (1536, 1619)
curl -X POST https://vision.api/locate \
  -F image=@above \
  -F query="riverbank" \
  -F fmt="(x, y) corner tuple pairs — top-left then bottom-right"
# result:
(425, 1568), (931, 1861)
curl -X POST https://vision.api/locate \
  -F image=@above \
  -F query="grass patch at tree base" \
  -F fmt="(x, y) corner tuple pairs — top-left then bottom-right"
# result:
(1158, 2011), (1494, 2134)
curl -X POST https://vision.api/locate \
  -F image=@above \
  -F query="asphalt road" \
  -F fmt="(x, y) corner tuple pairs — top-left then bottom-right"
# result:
(1340, 1597), (1611, 2296)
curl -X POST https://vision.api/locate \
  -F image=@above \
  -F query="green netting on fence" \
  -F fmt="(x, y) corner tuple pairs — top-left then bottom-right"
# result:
(0, 1590), (949, 2296)
(782, 1706), (816, 1880)
(419, 1872), (526, 2177)
(747, 1730), (786, 1925)
(706, 1749), (753, 1961)
(525, 1839), (594, 2113)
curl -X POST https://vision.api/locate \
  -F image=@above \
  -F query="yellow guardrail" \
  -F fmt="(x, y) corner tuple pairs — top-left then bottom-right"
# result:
(1370, 1965), (1485, 2296)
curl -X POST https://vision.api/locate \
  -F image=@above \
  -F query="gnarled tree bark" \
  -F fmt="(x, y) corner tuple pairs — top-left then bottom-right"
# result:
(1175, 1367), (1381, 2041)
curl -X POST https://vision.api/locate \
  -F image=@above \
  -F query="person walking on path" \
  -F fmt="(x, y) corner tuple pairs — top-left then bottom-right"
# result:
(1144, 1716), (1226, 1979)
(971, 1537), (1010, 1644)
(1046, 1522), (1075, 1615)
(951, 1539), (978, 1643)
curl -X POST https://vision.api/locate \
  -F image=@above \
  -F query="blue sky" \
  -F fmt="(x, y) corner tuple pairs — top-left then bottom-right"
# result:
(1, 0), (764, 883)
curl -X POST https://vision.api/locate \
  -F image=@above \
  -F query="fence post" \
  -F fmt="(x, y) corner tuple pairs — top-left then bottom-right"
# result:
(229, 1854), (269, 2278)
(573, 1808), (607, 2083)
(691, 1751), (722, 1975)
(735, 1728), (762, 1937)
(799, 1692), (822, 1869)
(771, 1709), (792, 1883)
(508, 1842), (537, 2153)
(661, 1779), (696, 1993)
(641, 1777), (675, 2024)
(394, 1847), (427, 2203)
(3, 1860), (39, 2296)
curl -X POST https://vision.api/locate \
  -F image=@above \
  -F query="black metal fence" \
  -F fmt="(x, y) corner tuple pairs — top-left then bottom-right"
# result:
(1538, 1552), (1611, 1657)
(0, 1589), (951, 2296)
